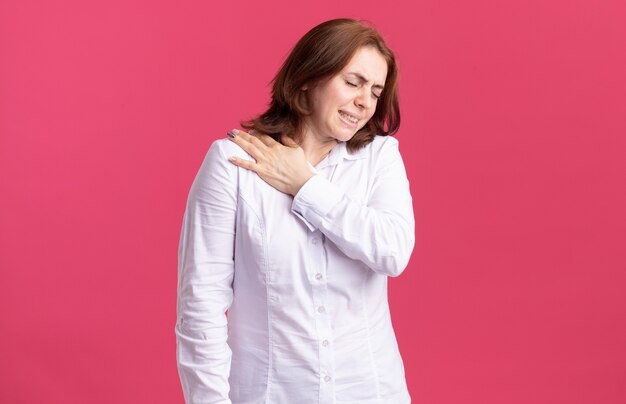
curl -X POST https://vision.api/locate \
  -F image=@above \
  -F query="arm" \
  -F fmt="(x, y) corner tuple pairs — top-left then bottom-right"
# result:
(291, 138), (415, 277)
(176, 140), (237, 403)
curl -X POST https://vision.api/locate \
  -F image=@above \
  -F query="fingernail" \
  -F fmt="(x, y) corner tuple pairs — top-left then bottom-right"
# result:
(226, 131), (236, 138)
(228, 157), (237, 163)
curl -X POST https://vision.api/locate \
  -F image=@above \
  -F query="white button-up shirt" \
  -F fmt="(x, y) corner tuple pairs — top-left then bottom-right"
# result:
(176, 135), (415, 404)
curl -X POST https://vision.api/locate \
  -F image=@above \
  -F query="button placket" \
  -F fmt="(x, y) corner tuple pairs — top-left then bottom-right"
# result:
(306, 206), (334, 401)
(310, 243), (334, 401)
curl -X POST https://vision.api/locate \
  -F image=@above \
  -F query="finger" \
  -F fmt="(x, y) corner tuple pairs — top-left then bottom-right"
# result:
(260, 135), (282, 149)
(232, 128), (268, 150)
(247, 129), (277, 147)
(228, 132), (264, 159)
(228, 156), (259, 172)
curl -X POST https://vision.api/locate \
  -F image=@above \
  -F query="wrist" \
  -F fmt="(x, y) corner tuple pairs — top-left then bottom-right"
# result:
(291, 172), (314, 196)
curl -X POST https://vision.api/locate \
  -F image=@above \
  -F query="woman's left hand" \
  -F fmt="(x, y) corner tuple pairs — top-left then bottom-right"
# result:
(227, 129), (314, 196)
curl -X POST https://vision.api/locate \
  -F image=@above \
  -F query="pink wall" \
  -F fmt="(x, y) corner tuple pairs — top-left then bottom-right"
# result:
(1, 0), (625, 403)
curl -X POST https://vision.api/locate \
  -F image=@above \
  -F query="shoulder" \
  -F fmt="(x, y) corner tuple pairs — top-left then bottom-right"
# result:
(371, 134), (400, 150)
(198, 138), (254, 174)
(349, 135), (401, 161)
(364, 136), (406, 172)
(207, 138), (252, 161)
(193, 137), (253, 183)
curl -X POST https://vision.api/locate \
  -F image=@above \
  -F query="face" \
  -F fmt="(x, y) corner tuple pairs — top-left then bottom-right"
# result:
(303, 46), (388, 144)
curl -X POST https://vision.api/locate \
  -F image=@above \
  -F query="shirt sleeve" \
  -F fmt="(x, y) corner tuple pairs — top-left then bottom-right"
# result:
(291, 138), (415, 277)
(176, 140), (237, 403)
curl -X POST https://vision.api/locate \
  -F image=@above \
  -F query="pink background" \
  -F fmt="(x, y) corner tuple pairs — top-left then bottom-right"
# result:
(1, 0), (625, 403)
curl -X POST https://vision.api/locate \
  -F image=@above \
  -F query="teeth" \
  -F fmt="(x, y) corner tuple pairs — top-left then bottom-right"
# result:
(339, 111), (358, 124)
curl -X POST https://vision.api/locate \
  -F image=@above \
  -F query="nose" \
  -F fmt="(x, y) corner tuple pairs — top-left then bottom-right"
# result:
(355, 89), (373, 110)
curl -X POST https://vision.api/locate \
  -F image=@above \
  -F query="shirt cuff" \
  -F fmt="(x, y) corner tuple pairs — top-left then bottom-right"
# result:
(291, 174), (343, 232)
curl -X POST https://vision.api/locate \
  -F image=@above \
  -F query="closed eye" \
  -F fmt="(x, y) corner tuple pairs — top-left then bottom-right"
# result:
(345, 80), (357, 87)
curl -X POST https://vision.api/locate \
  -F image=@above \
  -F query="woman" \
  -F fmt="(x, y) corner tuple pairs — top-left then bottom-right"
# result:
(176, 19), (415, 403)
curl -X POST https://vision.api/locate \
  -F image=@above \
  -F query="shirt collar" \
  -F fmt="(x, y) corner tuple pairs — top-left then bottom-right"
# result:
(314, 141), (368, 170)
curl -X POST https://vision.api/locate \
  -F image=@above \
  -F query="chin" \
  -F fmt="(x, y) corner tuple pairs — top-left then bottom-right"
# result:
(333, 128), (360, 142)
(334, 133), (356, 142)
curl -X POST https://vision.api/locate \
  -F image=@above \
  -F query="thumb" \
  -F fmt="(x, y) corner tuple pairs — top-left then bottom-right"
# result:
(281, 135), (299, 148)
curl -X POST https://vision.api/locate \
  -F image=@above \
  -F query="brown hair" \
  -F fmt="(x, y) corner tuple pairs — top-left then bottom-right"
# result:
(241, 18), (400, 152)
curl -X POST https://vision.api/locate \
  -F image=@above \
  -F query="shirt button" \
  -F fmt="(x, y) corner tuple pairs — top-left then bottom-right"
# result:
(315, 273), (323, 281)
(322, 339), (329, 347)
(324, 375), (332, 382)
(317, 306), (326, 314)
(312, 238), (319, 245)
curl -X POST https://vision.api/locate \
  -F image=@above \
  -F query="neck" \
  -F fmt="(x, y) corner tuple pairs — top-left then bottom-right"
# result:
(299, 135), (337, 166)
(298, 124), (338, 166)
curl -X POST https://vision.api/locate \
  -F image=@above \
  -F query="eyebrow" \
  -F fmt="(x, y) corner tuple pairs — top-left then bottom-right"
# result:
(346, 72), (385, 91)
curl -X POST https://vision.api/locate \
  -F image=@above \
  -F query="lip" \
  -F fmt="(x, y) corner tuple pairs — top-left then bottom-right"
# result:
(338, 110), (361, 127)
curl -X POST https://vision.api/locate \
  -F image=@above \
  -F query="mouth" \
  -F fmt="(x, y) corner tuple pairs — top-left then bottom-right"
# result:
(338, 110), (360, 126)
